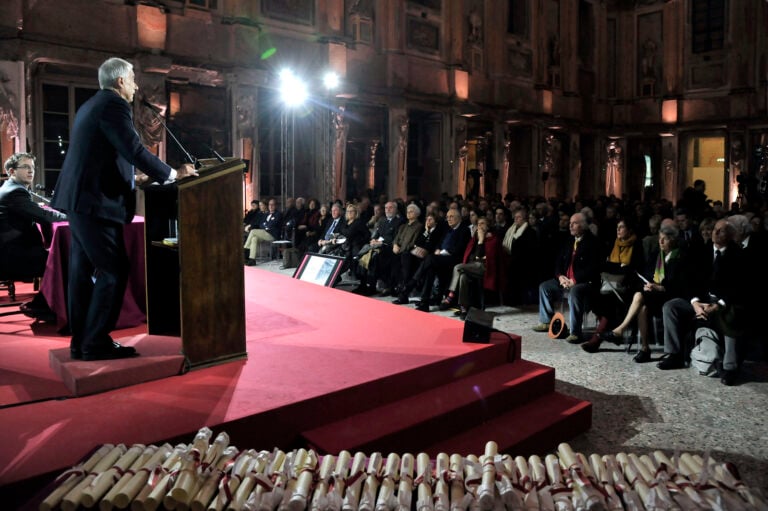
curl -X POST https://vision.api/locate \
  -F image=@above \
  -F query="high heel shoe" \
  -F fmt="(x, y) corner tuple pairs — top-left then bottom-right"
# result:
(599, 331), (623, 345)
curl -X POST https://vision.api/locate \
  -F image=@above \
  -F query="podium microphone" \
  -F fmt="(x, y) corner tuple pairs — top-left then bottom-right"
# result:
(204, 144), (226, 163)
(139, 98), (200, 168)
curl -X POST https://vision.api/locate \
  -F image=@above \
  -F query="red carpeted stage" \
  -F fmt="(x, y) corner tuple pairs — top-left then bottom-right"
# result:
(0, 268), (590, 499)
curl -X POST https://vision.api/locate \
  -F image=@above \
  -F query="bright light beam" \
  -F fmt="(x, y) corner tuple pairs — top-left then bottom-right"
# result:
(323, 71), (339, 91)
(279, 69), (308, 107)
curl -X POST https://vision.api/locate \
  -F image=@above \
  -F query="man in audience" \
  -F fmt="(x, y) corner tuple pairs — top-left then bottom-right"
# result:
(532, 212), (601, 344)
(353, 201), (403, 295)
(244, 198), (282, 265)
(412, 208), (470, 311)
(1, 153), (67, 320)
(315, 202), (344, 253)
(658, 219), (745, 385)
(388, 203), (423, 296)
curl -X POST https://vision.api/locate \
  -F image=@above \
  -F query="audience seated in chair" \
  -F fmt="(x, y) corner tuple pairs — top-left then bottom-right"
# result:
(438, 217), (503, 319)
(658, 219), (745, 386)
(298, 201), (329, 254)
(580, 218), (645, 353)
(502, 207), (539, 306)
(353, 201), (403, 296)
(410, 208), (471, 312)
(319, 203), (368, 280)
(315, 203), (345, 253)
(392, 211), (444, 306)
(532, 212), (601, 344)
(387, 203), (423, 297)
(244, 198), (282, 265)
(0, 153), (67, 320)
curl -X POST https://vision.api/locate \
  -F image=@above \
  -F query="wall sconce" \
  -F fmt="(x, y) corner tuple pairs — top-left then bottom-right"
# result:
(454, 69), (469, 101)
(662, 99), (678, 124)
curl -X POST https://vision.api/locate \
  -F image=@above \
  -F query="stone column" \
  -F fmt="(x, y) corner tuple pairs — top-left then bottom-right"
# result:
(368, 138), (380, 195)
(389, 107), (408, 200)
(332, 106), (348, 202)
(605, 139), (623, 198)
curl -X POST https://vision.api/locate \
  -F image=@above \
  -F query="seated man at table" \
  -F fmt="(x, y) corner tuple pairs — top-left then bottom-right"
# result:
(0, 153), (67, 320)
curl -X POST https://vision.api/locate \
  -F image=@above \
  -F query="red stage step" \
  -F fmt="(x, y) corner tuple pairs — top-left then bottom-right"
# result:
(301, 359), (557, 455)
(422, 393), (592, 457)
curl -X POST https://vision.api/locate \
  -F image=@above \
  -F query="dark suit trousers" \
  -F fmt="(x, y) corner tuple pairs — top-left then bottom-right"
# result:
(662, 297), (739, 369)
(67, 213), (130, 354)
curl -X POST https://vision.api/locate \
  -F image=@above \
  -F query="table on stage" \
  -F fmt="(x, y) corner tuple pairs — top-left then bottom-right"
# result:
(40, 216), (147, 330)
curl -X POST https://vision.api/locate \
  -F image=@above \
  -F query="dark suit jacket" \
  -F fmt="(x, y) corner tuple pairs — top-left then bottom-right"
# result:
(694, 241), (745, 336)
(260, 211), (283, 239)
(371, 215), (404, 245)
(438, 221), (472, 262)
(0, 180), (66, 246)
(51, 89), (172, 223)
(554, 230), (601, 286)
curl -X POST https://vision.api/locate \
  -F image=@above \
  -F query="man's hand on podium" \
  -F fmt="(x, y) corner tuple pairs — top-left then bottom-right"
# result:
(176, 163), (199, 180)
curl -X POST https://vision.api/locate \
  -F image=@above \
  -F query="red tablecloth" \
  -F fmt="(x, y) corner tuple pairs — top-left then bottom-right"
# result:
(40, 216), (147, 329)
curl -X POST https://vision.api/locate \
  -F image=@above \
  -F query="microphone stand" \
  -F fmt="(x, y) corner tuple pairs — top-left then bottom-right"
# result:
(140, 99), (201, 169)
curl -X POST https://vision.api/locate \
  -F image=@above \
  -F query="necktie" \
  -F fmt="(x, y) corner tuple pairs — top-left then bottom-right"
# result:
(566, 238), (580, 281)
(325, 219), (338, 240)
(713, 249), (722, 272)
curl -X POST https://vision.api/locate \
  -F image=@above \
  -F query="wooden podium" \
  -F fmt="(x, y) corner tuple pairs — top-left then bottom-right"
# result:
(143, 158), (247, 369)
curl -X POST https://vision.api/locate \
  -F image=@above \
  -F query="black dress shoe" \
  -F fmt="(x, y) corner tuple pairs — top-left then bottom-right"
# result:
(720, 369), (738, 386)
(245, 259), (256, 266)
(657, 354), (685, 370)
(392, 295), (410, 305)
(415, 303), (430, 312)
(70, 349), (82, 360)
(633, 349), (651, 363)
(81, 346), (139, 361)
(438, 298), (455, 311)
(599, 331), (623, 345)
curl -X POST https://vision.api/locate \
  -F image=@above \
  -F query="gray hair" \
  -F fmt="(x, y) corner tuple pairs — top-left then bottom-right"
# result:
(727, 214), (752, 236)
(98, 58), (133, 90)
(406, 203), (421, 216)
(659, 224), (679, 239)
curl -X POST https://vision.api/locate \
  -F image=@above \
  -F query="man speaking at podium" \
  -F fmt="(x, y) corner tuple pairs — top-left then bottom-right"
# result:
(51, 57), (197, 361)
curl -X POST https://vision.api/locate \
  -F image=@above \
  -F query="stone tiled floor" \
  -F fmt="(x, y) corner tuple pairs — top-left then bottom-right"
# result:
(257, 260), (768, 493)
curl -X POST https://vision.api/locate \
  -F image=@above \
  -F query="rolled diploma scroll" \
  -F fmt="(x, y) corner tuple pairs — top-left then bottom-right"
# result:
(627, 453), (677, 510)
(704, 456), (768, 509)
(190, 445), (240, 511)
(397, 453), (415, 511)
(638, 454), (697, 511)
(415, 453), (434, 511)
(375, 452), (401, 511)
(690, 453), (750, 510)
(678, 453), (737, 511)
(210, 450), (256, 511)
(651, 451), (707, 509)
(557, 443), (604, 511)
(309, 454), (336, 511)
(135, 443), (189, 511)
(229, 450), (271, 511)
(358, 452), (383, 511)
(534, 455), (556, 511)
(463, 454), (481, 511)
(477, 442), (497, 510)
(602, 455), (643, 511)
(500, 454), (524, 510)
(61, 444), (128, 511)
(166, 447), (203, 508)
(279, 449), (308, 511)
(588, 454), (623, 510)
(448, 454), (467, 511)
(81, 443), (145, 507)
(259, 449), (288, 511)
(342, 451), (368, 511)
(328, 450), (351, 511)
(433, 454), (450, 511)
(201, 432), (231, 473)
(616, 453), (655, 510)
(289, 449), (318, 511)
(100, 444), (159, 511)
(514, 456), (539, 510)
(39, 444), (116, 511)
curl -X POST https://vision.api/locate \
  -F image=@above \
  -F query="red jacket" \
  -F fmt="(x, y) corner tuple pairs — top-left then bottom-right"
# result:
(462, 232), (504, 292)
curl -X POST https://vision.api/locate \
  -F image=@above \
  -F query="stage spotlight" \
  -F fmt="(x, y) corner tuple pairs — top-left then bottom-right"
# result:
(279, 69), (308, 107)
(323, 71), (339, 90)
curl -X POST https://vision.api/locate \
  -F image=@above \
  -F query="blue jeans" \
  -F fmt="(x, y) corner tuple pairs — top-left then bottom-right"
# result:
(538, 278), (591, 337)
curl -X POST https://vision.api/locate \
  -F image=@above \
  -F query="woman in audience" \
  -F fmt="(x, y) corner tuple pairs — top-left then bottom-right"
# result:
(298, 202), (329, 253)
(595, 223), (691, 362)
(502, 208), (539, 305)
(698, 216), (715, 244)
(438, 217), (502, 318)
(322, 203), (368, 263)
(580, 218), (644, 353)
